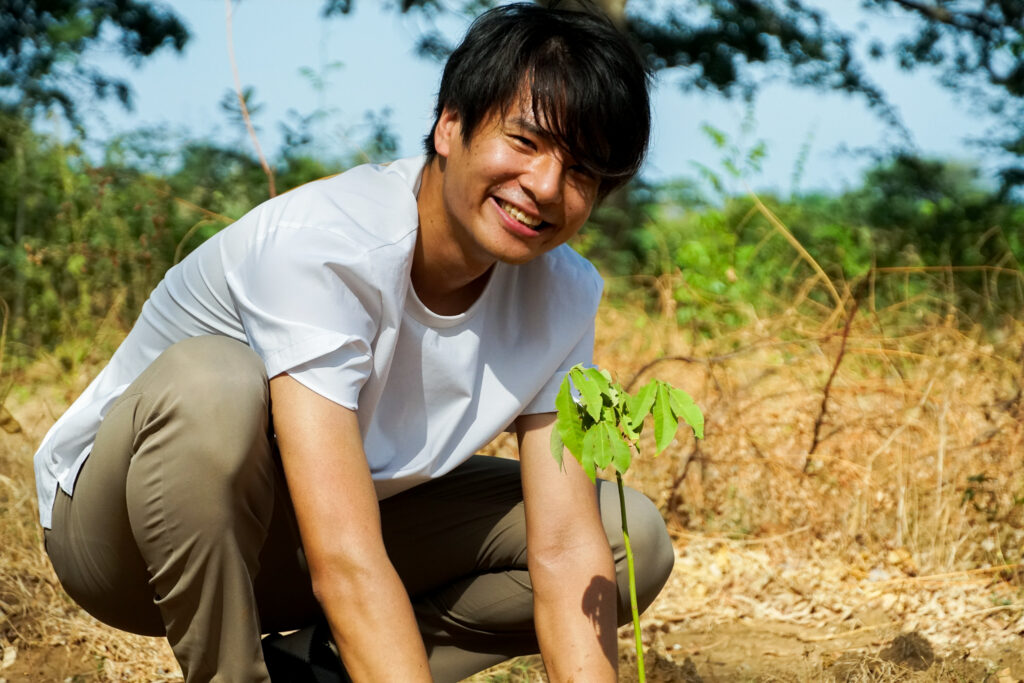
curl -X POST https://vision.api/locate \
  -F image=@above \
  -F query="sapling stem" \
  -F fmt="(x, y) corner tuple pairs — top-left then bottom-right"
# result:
(553, 365), (703, 683)
(617, 471), (646, 683)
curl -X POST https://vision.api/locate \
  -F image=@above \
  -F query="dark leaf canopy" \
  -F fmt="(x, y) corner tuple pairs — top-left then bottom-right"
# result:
(341, 0), (1023, 191)
(0, 0), (188, 121)
(336, 0), (904, 135)
(5, 0), (1024, 191)
(864, 0), (1024, 193)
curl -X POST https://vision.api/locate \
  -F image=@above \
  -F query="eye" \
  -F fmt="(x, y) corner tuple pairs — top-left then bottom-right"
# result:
(509, 134), (536, 150)
(567, 164), (600, 196)
(569, 163), (596, 180)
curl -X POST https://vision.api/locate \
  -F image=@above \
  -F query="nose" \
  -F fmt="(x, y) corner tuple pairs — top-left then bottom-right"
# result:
(522, 153), (564, 205)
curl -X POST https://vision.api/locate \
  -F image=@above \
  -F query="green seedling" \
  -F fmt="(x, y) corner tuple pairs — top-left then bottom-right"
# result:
(551, 364), (704, 683)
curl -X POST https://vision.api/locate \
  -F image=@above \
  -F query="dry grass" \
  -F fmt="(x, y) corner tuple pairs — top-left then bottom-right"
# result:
(2, 273), (1024, 681)
(598, 291), (1024, 576)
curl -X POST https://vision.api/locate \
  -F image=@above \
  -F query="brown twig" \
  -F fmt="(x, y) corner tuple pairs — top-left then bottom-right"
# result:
(666, 443), (701, 524)
(874, 264), (1024, 279)
(871, 562), (1024, 586)
(149, 183), (234, 223)
(625, 355), (704, 391)
(808, 291), (862, 458)
(225, 0), (276, 197)
(623, 322), (888, 394)
(174, 219), (217, 264)
(624, 338), (823, 391)
(886, 0), (1003, 34)
(674, 525), (812, 546)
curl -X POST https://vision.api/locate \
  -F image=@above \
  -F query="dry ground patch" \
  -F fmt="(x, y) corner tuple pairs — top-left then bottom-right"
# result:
(2, 299), (1023, 681)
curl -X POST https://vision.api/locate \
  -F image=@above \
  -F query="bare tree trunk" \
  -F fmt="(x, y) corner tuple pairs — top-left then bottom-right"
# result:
(557, 0), (628, 28)
(13, 135), (26, 333)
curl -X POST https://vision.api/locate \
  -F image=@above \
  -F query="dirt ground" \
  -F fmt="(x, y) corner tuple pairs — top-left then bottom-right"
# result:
(466, 529), (1024, 682)
(3, 590), (1021, 682)
(3, 521), (1022, 682)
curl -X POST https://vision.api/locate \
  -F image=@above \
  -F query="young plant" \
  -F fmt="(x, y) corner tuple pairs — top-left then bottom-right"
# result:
(551, 364), (704, 683)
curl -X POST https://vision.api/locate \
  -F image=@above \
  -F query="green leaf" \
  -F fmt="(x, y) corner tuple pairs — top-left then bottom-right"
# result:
(583, 366), (612, 399)
(586, 422), (613, 469)
(652, 382), (678, 455)
(579, 426), (598, 483)
(550, 422), (565, 470)
(626, 380), (657, 430)
(609, 424), (633, 474)
(66, 253), (86, 275)
(607, 381), (621, 406)
(666, 386), (688, 406)
(555, 376), (584, 457)
(621, 415), (640, 443)
(572, 366), (603, 422)
(669, 387), (705, 439)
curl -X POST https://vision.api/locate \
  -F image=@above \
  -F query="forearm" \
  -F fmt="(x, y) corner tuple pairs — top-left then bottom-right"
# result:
(314, 557), (431, 682)
(269, 376), (431, 682)
(530, 542), (618, 683)
(517, 412), (619, 682)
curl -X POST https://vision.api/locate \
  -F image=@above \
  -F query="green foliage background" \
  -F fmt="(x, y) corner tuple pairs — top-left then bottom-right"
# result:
(580, 150), (1024, 336)
(1, 112), (1022, 377)
(3, 0), (1024, 379)
(0, 114), (341, 372)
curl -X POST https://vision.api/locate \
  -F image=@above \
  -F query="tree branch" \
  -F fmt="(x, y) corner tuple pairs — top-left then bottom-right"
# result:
(807, 288), (863, 458)
(225, 0), (276, 198)
(886, 0), (1003, 34)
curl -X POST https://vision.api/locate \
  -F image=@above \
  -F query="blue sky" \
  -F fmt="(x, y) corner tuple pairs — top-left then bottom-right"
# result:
(78, 0), (1001, 196)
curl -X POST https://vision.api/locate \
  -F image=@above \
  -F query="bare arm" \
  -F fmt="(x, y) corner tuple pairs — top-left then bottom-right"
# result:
(517, 412), (618, 683)
(270, 374), (431, 682)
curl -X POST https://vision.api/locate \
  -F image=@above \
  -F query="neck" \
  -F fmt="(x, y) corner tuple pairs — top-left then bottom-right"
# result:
(411, 157), (495, 315)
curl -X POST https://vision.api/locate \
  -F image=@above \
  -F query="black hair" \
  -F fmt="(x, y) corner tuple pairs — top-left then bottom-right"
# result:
(424, 2), (651, 197)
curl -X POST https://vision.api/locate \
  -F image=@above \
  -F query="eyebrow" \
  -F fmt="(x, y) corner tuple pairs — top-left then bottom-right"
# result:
(507, 116), (553, 140)
(506, 114), (593, 173)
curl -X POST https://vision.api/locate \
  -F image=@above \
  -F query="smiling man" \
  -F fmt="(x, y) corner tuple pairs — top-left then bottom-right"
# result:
(34, 4), (673, 682)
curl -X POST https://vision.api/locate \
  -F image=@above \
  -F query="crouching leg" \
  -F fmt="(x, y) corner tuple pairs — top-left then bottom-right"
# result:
(596, 479), (675, 623)
(45, 336), (286, 683)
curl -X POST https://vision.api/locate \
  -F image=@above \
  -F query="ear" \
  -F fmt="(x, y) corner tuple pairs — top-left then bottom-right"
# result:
(433, 106), (460, 159)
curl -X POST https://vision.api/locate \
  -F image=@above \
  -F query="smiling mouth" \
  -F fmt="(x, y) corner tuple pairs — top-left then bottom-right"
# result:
(497, 199), (547, 231)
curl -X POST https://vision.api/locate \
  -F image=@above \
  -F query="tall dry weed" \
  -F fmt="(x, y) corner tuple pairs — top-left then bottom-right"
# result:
(598, 272), (1024, 582)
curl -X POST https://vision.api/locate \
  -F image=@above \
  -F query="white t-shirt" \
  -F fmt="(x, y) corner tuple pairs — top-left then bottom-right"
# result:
(34, 156), (603, 528)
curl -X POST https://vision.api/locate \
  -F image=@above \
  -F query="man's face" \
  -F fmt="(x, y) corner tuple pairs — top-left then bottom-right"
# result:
(431, 96), (600, 268)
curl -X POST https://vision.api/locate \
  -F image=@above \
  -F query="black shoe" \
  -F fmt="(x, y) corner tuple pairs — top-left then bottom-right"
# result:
(263, 622), (352, 683)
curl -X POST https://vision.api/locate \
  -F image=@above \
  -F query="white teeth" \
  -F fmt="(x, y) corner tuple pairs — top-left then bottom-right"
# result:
(499, 200), (542, 228)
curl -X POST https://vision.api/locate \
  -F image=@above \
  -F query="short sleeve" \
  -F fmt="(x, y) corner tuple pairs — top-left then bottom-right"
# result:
(518, 251), (603, 416)
(519, 320), (596, 415)
(225, 226), (387, 410)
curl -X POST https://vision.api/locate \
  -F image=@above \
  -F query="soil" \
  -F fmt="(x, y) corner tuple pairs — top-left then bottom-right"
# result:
(618, 625), (1024, 682)
(4, 625), (1022, 682)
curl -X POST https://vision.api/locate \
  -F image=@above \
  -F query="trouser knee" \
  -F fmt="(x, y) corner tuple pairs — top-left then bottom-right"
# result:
(146, 335), (270, 438)
(44, 336), (277, 637)
(599, 482), (675, 620)
(125, 335), (276, 533)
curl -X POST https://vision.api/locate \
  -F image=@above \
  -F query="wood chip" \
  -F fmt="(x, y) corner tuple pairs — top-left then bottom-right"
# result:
(1, 642), (16, 670)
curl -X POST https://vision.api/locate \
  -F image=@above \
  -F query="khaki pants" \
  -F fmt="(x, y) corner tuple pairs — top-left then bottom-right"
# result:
(44, 336), (674, 682)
